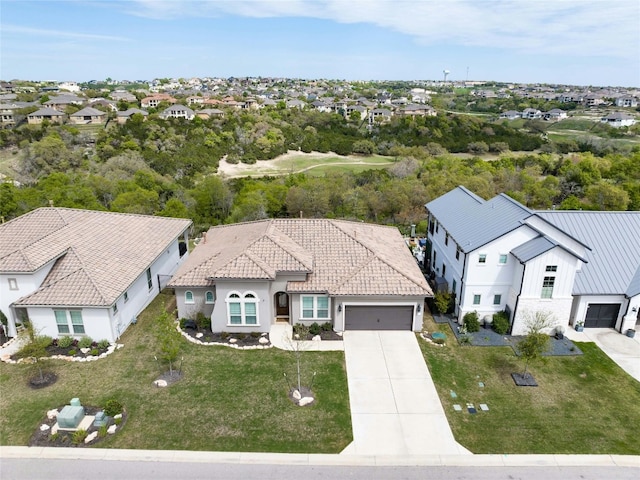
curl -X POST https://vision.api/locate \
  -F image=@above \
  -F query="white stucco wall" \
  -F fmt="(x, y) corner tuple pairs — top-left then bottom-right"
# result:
(1, 263), (55, 337)
(26, 307), (114, 342)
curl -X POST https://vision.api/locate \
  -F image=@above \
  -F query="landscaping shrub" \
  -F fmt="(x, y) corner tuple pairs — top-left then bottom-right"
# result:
(78, 337), (93, 349)
(68, 349), (77, 356)
(250, 331), (261, 338)
(463, 311), (480, 333)
(104, 399), (123, 417)
(97, 339), (110, 350)
(433, 291), (451, 314)
(320, 322), (333, 332)
(72, 429), (87, 444)
(195, 312), (210, 330)
(39, 336), (54, 348)
(493, 311), (510, 334)
(220, 331), (230, 339)
(90, 348), (100, 356)
(57, 336), (74, 349)
(309, 322), (321, 336)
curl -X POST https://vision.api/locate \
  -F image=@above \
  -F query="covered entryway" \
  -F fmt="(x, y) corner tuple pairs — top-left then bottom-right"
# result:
(345, 305), (413, 330)
(274, 292), (289, 319)
(584, 303), (620, 328)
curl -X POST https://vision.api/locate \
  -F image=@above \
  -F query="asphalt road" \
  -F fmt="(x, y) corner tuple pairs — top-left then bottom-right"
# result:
(1, 459), (639, 480)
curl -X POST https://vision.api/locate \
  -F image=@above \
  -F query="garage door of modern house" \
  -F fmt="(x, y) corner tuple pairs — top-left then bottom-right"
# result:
(344, 305), (413, 330)
(584, 303), (620, 328)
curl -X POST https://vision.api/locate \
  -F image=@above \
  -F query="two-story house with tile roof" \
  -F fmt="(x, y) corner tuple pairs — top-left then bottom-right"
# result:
(0, 208), (192, 342)
(169, 219), (433, 333)
(425, 187), (640, 336)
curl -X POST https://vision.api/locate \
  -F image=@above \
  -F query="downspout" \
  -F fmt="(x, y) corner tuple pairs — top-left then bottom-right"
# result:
(458, 250), (469, 319)
(512, 262), (526, 335)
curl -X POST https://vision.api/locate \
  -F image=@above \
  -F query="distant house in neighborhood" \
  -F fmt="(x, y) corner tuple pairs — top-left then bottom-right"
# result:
(345, 104), (367, 120)
(601, 112), (636, 128)
(159, 104), (195, 120)
(369, 108), (393, 123)
(398, 104), (437, 117)
(584, 94), (605, 107)
(499, 110), (521, 120)
(0, 102), (37, 125)
(116, 108), (149, 124)
(285, 99), (306, 109)
(195, 108), (225, 120)
(616, 96), (638, 108)
(521, 108), (542, 119)
(169, 219), (432, 333)
(43, 95), (84, 111)
(110, 90), (137, 102)
(425, 186), (640, 336)
(0, 208), (192, 342)
(543, 109), (568, 121)
(69, 107), (106, 125)
(140, 94), (177, 108)
(27, 107), (65, 125)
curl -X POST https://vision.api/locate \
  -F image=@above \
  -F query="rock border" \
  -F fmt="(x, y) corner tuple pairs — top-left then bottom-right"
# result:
(177, 324), (273, 350)
(1, 343), (124, 365)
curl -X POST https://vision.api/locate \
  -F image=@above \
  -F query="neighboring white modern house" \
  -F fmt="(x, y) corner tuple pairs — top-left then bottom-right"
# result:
(425, 187), (640, 336)
(169, 219), (433, 333)
(600, 112), (636, 128)
(0, 208), (192, 342)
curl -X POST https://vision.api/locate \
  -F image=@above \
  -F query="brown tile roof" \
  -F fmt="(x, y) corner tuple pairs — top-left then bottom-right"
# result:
(169, 219), (432, 297)
(0, 208), (192, 307)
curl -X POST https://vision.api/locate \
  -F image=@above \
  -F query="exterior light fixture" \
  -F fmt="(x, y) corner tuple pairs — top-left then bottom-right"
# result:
(417, 304), (422, 314)
(338, 304), (342, 313)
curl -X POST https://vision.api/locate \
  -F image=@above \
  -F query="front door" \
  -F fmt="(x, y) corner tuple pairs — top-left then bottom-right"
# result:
(275, 292), (289, 317)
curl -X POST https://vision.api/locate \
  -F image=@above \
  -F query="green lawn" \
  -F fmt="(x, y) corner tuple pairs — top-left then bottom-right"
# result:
(419, 316), (640, 454)
(0, 293), (352, 452)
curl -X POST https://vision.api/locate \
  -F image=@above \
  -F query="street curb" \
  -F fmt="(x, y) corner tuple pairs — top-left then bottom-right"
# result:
(1, 447), (639, 468)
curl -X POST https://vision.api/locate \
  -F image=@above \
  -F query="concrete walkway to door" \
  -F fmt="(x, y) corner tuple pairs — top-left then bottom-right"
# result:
(341, 330), (471, 456)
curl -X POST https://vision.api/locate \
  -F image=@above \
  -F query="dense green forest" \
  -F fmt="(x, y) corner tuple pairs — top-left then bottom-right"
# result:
(1, 107), (638, 233)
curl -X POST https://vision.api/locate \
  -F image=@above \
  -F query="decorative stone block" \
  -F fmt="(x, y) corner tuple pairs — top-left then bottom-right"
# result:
(57, 405), (84, 428)
(93, 411), (107, 427)
(70, 398), (81, 407)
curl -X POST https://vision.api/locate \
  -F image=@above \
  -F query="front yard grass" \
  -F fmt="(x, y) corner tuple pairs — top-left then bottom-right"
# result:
(0, 293), (352, 452)
(419, 316), (640, 454)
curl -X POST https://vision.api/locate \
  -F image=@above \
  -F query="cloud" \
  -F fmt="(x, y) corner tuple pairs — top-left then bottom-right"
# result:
(2, 24), (129, 42)
(120, 0), (639, 58)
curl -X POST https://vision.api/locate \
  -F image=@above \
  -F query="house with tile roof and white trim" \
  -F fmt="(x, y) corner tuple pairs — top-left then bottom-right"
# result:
(425, 186), (640, 336)
(168, 219), (433, 333)
(0, 208), (192, 342)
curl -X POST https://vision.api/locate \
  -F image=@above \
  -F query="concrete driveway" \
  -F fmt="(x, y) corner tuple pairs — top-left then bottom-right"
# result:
(341, 330), (470, 456)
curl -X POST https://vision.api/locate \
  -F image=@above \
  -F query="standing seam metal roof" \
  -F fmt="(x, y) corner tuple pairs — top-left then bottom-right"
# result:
(425, 186), (533, 253)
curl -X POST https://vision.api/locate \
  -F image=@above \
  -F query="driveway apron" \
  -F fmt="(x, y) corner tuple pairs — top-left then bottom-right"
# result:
(341, 330), (471, 455)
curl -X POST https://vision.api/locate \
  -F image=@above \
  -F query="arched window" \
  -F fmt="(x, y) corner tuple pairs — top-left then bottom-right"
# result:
(185, 291), (194, 304)
(226, 291), (259, 326)
(205, 291), (214, 304)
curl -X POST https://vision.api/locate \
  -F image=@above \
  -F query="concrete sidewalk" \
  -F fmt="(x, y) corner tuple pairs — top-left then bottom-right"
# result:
(2, 446), (638, 467)
(341, 331), (470, 456)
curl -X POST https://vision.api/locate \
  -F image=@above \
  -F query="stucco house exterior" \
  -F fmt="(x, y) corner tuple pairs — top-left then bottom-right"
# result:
(159, 105), (195, 120)
(425, 187), (640, 336)
(116, 108), (149, 124)
(69, 107), (106, 125)
(27, 107), (65, 125)
(0, 208), (192, 342)
(169, 219), (432, 333)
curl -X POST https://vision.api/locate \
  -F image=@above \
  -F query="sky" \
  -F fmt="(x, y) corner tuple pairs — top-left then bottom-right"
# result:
(1, 0), (639, 87)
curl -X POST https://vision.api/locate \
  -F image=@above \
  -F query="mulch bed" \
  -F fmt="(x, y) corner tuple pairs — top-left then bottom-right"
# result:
(29, 371), (58, 389)
(29, 405), (127, 448)
(182, 327), (271, 347)
(10, 341), (110, 362)
(294, 330), (343, 341)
